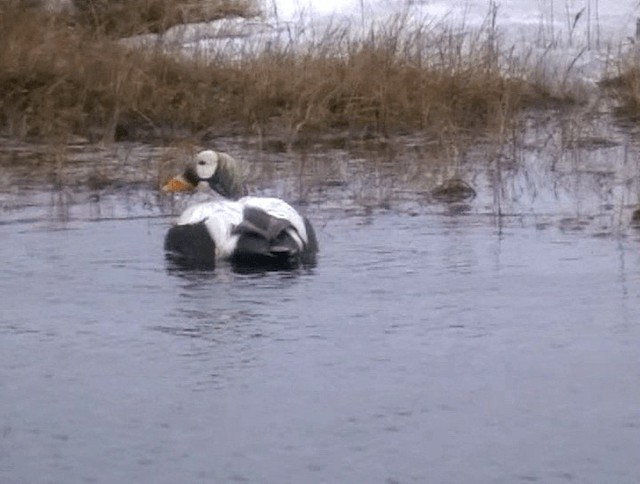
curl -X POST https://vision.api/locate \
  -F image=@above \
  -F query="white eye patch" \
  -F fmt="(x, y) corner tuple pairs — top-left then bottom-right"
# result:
(195, 150), (219, 180)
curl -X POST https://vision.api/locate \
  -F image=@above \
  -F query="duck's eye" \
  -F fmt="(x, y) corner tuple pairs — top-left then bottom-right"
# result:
(198, 160), (206, 165)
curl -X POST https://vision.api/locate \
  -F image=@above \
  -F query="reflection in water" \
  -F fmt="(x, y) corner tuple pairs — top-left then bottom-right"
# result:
(2, 109), (640, 231)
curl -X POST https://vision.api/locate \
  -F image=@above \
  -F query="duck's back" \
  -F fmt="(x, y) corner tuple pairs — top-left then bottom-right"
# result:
(165, 197), (317, 269)
(239, 196), (308, 243)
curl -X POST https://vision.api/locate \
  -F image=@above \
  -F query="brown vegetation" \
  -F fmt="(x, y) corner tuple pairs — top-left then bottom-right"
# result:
(0, 1), (576, 145)
(601, 56), (640, 119)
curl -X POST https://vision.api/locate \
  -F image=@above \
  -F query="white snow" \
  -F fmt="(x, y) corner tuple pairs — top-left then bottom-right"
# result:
(122, 0), (640, 85)
(264, 0), (640, 46)
(256, 0), (640, 85)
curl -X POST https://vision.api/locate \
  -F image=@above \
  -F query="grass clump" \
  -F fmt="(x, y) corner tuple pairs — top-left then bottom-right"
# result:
(232, 26), (524, 142)
(0, 2), (571, 145)
(0, 1), (253, 140)
(601, 53), (640, 118)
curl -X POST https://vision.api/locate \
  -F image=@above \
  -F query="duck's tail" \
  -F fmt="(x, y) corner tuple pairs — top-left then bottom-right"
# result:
(232, 206), (315, 267)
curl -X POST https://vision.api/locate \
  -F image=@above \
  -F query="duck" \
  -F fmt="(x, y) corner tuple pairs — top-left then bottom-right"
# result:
(162, 150), (318, 269)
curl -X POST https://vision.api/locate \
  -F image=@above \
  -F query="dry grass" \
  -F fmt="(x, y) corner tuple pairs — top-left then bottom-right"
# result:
(0, 2), (249, 140)
(233, 29), (522, 143)
(0, 2), (576, 145)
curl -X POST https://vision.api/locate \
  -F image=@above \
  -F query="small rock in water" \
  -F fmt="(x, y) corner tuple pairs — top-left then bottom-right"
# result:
(631, 206), (640, 226)
(431, 178), (476, 203)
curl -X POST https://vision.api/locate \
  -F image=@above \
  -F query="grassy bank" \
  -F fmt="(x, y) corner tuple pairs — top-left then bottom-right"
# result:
(0, 2), (575, 145)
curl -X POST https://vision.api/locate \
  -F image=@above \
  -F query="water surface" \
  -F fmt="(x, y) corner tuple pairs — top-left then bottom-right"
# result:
(1, 132), (640, 483)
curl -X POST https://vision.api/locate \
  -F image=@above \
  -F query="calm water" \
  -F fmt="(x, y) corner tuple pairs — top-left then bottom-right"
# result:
(1, 129), (640, 483)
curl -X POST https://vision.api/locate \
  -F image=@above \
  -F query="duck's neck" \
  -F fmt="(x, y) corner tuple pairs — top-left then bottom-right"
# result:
(207, 163), (247, 200)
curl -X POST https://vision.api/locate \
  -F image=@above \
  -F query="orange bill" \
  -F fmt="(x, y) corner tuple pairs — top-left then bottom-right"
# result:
(162, 175), (195, 192)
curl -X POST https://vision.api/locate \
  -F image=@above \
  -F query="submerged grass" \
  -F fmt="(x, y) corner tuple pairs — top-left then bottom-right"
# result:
(0, 1), (577, 146)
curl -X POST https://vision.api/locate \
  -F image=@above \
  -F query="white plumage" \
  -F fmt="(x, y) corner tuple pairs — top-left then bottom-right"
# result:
(176, 196), (309, 260)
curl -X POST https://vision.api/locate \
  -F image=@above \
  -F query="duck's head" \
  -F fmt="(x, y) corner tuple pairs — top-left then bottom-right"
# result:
(162, 150), (247, 199)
